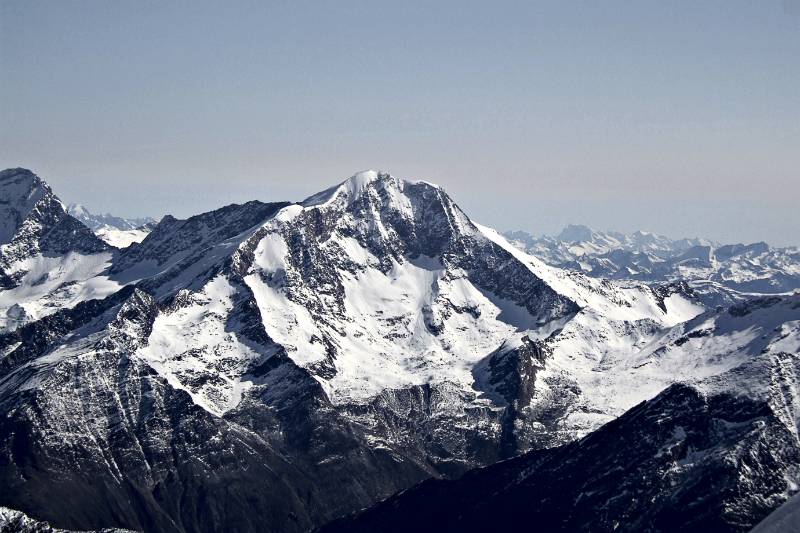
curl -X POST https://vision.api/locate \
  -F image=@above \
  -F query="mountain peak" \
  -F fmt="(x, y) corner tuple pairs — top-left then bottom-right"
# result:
(0, 167), (109, 263)
(557, 224), (594, 243)
(67, 202), (155, 232)
(302, 170), (394, 207)
(0, 168), (54, 244)
(66, 203), (90, 218)
(0, 167), (38, 182)
(347, 168), (383, 187)
(0, 167), (47, 195)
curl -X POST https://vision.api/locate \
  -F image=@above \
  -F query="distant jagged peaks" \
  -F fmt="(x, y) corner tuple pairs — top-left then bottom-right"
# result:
(505, 224), (800, 295)
(67, 202), (156, 248)
(556, 224), (595, 243)
(67, 202), (155, 232)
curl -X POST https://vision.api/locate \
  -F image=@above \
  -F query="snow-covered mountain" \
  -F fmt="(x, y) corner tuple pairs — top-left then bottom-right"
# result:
(506, 226), (800, 294)
(68, 203), (155, 248)
(0, 168), (798, 532)
(0, 169), (117, 331)
(325, 293), (800, 531)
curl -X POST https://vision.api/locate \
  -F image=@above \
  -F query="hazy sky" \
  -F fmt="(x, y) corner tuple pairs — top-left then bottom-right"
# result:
(1, 1), (798, 245)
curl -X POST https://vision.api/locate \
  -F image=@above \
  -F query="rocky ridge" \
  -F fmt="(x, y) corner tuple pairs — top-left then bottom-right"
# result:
(0, 169), (798, 532)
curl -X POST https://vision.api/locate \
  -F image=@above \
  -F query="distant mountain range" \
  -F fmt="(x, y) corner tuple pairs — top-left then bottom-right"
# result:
(0, 168), (798, 532)
(67, 203), (156, 248)
(505, 225), (800, 295)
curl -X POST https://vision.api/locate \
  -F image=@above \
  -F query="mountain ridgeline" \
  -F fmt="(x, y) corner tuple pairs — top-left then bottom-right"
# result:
(0, 168), (798, 532)
(506, 225), (800, 295)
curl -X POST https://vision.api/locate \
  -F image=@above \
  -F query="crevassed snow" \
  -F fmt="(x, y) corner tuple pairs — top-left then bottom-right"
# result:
(544, 294), (800, 435)
(326, 255), (516, 401)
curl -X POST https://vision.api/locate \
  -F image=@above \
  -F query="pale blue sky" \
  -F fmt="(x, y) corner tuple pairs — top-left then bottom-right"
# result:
(1, 1), (798, 245)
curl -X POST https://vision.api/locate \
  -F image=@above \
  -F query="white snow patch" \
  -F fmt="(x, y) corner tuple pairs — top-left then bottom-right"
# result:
(95, 226), (150, 248)
(0, 252), (121, 331)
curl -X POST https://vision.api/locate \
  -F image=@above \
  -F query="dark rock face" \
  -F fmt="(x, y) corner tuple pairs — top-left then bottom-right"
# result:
(473, 336), (550, 456)
(111, 200), (292, 295)
(322, 382), (800, 533)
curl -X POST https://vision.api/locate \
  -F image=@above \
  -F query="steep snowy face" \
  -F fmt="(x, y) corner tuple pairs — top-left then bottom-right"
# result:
(0, 169), (116, 331)
(111, 171), (710, 426)
(232, 171), (582, 404)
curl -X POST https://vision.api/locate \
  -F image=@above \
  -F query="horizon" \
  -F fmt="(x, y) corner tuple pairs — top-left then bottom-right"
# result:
(2, 1), (798, 246)
(7, 164), (795, 248)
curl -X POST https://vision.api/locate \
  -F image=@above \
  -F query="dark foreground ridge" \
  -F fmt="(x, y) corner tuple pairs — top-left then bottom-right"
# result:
(322, 383), (798, 533)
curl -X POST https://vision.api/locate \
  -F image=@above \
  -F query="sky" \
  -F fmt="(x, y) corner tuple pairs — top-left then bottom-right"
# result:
(1, 1), (798, 245)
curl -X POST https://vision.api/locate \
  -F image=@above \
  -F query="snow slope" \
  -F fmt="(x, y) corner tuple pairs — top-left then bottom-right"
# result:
(110, 170), (713, 445)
